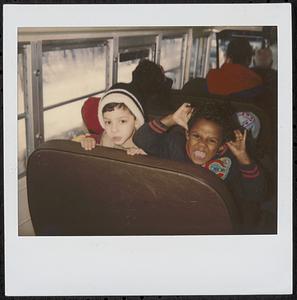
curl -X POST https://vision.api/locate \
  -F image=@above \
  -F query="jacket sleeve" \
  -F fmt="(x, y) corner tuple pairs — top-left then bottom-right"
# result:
(229, 161), (267, 205)
(238, 163), (267, 203)
(133, 119), (184, 160)
(227, 159), (268, 228)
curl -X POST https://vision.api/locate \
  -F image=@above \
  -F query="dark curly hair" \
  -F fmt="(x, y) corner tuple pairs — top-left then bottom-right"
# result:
(226, 37), (253, 66)
(102, 102), (135, 118)
(188, 101), (238, 144)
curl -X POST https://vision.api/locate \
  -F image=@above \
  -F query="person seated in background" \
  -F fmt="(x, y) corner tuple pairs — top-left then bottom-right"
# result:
(251, 47), (277, 90)
(112, 59), (173, 115)
(74, 88), (146, 152)
(206, 37), (264, 139)
(206, 37), (263, 98)
(131, 102), (267, 231)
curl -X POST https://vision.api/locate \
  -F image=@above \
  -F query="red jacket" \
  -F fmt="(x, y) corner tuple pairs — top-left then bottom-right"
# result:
(81, 97), (104, 143)
(81, 97), (103, 135)
(206, 63), (263, 96)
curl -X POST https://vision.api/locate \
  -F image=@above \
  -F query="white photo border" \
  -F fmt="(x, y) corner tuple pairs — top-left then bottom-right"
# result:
(4, 3), (292, 296)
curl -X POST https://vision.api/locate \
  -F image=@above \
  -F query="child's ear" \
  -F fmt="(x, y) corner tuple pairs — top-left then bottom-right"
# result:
(134, 119), (140, 129)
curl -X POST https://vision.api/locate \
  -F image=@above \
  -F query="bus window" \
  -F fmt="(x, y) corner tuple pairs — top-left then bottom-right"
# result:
(43, 99), (86, 141)
(208, 34), (217, 70)
(189, 37), (201, 79)
(42, 45), (107, 107)
(41, 42), (107, 142)
(117, 35), (156, 83)
(189, 34), (212, 79)
(160, 36), (184, 89)
(217, 39), (228, 68)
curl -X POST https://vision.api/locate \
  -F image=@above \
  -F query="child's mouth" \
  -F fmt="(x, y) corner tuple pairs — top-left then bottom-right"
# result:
(193, 150), (206, 160)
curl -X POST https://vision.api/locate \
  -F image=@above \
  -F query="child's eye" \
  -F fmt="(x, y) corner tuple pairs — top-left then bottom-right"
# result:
(192, 134), (200, 140)
(104, 120), (111, 125)
(209, 139), (217, 144)
(120, 119), (127, 124)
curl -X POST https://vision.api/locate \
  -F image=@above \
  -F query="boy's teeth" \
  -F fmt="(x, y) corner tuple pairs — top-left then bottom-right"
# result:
(194, 150), (206, 159)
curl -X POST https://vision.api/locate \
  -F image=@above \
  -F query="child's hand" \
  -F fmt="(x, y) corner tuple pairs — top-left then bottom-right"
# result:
(172, 103), (194, 130)
(80, 136), (96, 151)
(126, 147), (147, 156)
(226, 129), (251, 165)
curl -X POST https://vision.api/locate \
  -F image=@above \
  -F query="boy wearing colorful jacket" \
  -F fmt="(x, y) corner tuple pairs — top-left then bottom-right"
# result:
(131, 102), (267, 232)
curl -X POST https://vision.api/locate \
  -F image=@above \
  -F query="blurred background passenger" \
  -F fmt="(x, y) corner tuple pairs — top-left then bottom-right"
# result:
(251, 47), (277, 90)
(206, 38), (264, 139)
(254, 47), (273, 68)
(206, 37), (263, 98)
(113, 59), (173, 115)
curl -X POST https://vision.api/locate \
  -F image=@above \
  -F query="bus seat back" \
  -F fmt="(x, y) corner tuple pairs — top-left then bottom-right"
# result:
(182, 78), (209, 97)
(27, 140), (238, 236)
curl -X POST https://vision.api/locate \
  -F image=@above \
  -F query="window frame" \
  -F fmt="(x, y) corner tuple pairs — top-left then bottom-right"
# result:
(160, 34), (188, 89)
(17, 29), (195, 178)
(18, 38), (111, 177)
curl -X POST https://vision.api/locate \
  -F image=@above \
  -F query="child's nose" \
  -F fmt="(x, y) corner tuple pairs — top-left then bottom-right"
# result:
(111, 124), (118, 132)
(196, 139), (207, 147)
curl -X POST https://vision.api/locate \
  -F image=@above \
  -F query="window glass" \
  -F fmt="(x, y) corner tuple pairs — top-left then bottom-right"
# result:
(44, 99), (87, 141)
(218, 39), (229, 68)
(18, 53), (25, 114)
(118, 58), (142, 83)
(189, 37), (206, 79)
(43, 93), (104, 141)
(189, 38), (198, 80)
(18, 118), (27, 174)
(160, 37), (183, 89)
(249, 40), (263, 67)
(208, 36), (217, 70)
(42, 45), (106, 107)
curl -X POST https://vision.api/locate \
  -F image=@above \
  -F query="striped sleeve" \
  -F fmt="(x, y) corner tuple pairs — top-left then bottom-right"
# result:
(239, 163), (260, 179)
(148, 119), (168, 134)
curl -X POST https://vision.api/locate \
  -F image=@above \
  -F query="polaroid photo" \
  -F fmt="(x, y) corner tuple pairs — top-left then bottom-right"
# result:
(4, 3), (292, 297)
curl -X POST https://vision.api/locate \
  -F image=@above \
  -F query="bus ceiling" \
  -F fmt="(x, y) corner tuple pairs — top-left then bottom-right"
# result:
(216, 27), (276, 45)
(18, 26), (266, 43)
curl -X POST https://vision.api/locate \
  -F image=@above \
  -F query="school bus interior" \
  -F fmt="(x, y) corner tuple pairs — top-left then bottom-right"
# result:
(17, 26), (277, 236)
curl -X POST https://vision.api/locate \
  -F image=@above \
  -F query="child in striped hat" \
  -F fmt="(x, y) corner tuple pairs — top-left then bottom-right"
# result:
(79, 88), (145, 152)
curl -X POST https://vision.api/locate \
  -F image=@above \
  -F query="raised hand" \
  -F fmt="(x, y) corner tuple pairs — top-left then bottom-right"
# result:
(80, 136), (96, 151)
(226, 129), (251, 165)
(172, 103), (194, 130)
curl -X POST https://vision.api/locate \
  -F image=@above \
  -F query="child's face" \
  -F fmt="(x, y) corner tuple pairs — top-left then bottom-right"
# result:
(103, 107), (136, 147)
(186, 118), (224, 165)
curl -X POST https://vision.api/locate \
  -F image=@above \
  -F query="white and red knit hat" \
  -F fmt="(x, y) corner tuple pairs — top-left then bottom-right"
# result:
(98, 88), (145, 129)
